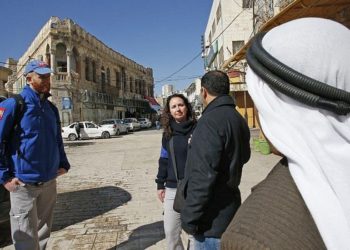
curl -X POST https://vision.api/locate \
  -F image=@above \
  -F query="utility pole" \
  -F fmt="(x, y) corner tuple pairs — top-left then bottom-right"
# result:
(252, 0), (256, 35)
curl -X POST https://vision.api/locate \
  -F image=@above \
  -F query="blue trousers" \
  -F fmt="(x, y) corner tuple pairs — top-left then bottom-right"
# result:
(192, 235), (220, 250)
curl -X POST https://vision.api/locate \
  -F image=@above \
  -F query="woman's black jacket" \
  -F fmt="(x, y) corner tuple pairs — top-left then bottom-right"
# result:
(155, 120), (195, 189)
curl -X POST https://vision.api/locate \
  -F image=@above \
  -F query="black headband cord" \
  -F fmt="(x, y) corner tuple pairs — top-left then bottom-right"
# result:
(246, 32), (350, 115)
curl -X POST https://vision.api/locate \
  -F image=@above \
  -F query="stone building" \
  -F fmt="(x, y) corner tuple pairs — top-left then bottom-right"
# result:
(0, 65), (12, 99)
(7, 17), (154, 126)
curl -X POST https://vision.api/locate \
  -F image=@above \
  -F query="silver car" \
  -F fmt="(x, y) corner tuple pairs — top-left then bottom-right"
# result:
(100, 119), (129, 135)
(123, 118), (141, 131)
(138, 118), (152, 129)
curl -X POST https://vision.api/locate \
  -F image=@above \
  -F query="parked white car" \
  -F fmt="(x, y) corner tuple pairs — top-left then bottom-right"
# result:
(123, 118), (141, 131)
(62, 121), (114, 140)
(138, 118), (152, 129)
(100, 119), (129, 135)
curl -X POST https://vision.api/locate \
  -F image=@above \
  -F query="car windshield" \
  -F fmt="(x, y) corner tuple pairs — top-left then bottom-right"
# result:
(139, 118), (145, 121)
(86, 123), (97, 128)
(124, 119), (132, 123)
(101, 120), (114, 125)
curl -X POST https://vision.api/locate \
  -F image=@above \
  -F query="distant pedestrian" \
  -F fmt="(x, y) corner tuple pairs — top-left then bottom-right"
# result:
(0, 60), (70, 250)
(221, 18), (350, 249)
(75, 121), (81, 140)
(155, 120), (160, 130)
(180, 70), (250, 249)
(155, 94), (196, 250)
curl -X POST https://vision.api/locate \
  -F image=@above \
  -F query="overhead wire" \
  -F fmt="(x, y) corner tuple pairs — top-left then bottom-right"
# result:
(154, 53), (202, 85)
(154, 7), (248, 86)
(155, 75), (202, 83)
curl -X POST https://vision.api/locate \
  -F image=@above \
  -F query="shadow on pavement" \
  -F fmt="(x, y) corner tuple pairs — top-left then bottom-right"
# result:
(0, 219), (11, 248)
(52, 186), (131, 231)
(0, 185), (11, 248)
(63, 141), (96, 147)
(0, 186), (131, 248)
(111, 221), (165, 250)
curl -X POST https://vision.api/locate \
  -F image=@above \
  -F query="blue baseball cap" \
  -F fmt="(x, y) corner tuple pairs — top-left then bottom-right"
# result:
(24, 60), (53, 75)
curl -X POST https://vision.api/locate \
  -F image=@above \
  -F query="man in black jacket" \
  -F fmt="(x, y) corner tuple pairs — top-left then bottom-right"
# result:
(181, 70), (251, 249)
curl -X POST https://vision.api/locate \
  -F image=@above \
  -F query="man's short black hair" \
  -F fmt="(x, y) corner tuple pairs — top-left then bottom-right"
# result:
(201, 70), (230, 96)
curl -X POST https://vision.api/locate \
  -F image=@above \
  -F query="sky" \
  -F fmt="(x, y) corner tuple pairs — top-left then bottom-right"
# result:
(0, 0), (213, 95)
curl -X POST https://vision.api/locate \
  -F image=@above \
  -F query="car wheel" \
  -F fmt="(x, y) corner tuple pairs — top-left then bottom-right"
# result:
(102, 131), (110, 139)
(116, 129), (120, 136)
(125, 128), (129, 134)
(68, 133), (77, 141)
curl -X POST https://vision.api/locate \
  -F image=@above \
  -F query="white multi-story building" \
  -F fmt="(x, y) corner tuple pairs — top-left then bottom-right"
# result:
(161, 84), (174, 97)
(184, 78), (203, 118)
(202, 0), (254, 127)
(217, 0), (350, 128)
(203, 0), (253, 71)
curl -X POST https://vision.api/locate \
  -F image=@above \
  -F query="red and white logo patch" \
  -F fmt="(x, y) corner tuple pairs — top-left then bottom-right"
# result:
(0, 108), (6, 120)
(39, 62), (49, 68)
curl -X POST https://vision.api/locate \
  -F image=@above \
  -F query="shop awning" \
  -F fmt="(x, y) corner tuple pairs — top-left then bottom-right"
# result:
(144, 96), (160, 106)
(222, 0), (350, 70)
(144, 96), (161, 113)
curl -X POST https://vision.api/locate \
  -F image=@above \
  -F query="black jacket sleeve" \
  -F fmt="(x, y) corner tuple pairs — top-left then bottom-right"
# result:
(181, 119), (223, 234)
(155, 135), (168, 190)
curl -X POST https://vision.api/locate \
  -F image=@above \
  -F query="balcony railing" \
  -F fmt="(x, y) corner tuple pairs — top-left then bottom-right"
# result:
(55, 72), (67, 81)
(254, 0), (295, 32)
(81, 90), (149, 108)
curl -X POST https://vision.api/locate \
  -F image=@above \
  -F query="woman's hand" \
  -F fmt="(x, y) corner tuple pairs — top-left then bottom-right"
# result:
(157, 189), (165, 203)
(3, 178), (24, 192)
(57, 168), (68, 177)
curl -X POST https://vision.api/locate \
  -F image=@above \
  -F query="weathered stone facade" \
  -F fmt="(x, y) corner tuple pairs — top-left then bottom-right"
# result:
(7, 17), (154, 126)
(0, 65), (12, 98)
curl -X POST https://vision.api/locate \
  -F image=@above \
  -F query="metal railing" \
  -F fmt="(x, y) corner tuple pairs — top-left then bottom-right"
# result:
(55, 73), (67, 81)
(254, 0), (295, 32)
(81, 90), (149, 108)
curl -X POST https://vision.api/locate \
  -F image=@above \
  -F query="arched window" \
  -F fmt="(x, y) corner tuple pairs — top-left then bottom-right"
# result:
(92, 61), (96, 82)
(107, 68), (110, 85)
(85, 57), (90, 81)
(45, 44), (51, 66)
(121, 68), (126, 91)
(72, 47), (80, 74)
(56, 43), (67, 72)
(129, 77), (133, 93)
(138, 81), (142, 94)
(101, 66), (106, 85)
(115, 70), (120, 89)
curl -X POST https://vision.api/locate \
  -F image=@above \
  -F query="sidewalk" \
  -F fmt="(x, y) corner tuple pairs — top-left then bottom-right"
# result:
(1, 130), (280, 250)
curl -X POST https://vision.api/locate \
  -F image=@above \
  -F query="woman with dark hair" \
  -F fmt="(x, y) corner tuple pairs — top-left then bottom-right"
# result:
(155, 93), (196, 250)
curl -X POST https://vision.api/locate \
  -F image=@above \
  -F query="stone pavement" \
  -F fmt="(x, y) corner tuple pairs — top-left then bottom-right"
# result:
(1, 129), (281, 250)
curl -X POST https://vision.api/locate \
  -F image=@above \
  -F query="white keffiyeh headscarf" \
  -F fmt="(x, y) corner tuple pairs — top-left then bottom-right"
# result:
(246, 18), (350, 249)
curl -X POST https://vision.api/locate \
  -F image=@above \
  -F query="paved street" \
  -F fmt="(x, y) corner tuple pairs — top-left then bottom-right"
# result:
(1, 129), (281, 250)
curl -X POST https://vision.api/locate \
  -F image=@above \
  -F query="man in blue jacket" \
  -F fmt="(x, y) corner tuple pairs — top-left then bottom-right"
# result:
(181, 70), (250, 249)
(0, 60), (70, 250)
